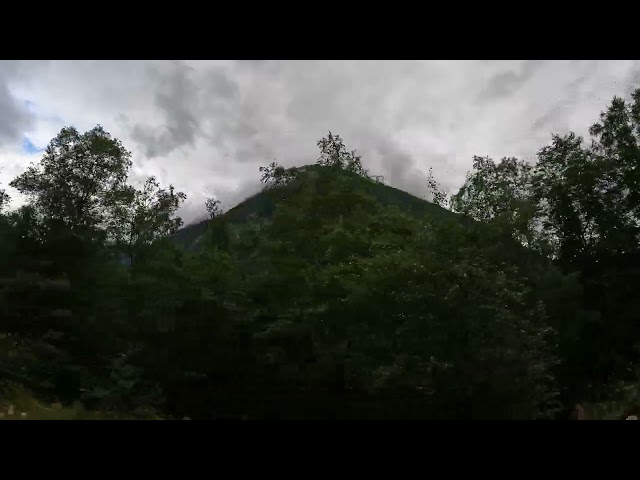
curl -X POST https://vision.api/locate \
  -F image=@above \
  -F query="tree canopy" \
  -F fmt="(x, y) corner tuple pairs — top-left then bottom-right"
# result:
(2, 90), (640, 420)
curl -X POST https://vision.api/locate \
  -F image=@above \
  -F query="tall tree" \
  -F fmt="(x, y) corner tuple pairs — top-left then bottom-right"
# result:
(316, 131), (369, 178)
(107, 176), (186, 266)
(451, 88), (640, 402)
(10, 125), (132, 244)
(426, 166), (448, 207)
(451, 156), (536, 246)
(0, 168), (9, 213)
(205, 197), (223, 219)
(259, 160), (298, 189)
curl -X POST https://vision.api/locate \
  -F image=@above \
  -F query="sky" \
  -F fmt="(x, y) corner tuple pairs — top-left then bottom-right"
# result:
(1, 60), (639, 225)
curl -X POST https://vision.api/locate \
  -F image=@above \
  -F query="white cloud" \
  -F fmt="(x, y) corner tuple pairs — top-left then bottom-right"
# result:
(1, 60), (639, 224)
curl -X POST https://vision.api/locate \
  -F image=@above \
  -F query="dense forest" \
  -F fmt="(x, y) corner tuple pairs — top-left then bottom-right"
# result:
(1, 88), (640, 419)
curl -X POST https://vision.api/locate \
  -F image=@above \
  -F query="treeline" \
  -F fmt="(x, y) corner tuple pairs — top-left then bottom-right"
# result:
(450, 90), (640, 408)
(1, 90), (639, 419)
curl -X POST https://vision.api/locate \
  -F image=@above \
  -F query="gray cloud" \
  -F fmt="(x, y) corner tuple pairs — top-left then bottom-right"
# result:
(625, 67), (640, 94)
(0, 84), (30, 145)
(477, 60), (547, 102)
(528, 63), (595, 135)
(2, 60), (640, 225)
(0, 62), (37, 146)
(131, 61), (202, 157)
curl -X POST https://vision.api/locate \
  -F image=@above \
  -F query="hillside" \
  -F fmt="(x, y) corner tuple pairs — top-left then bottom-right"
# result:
(6, 88), (640, 419)
(172, 164), (463, 250)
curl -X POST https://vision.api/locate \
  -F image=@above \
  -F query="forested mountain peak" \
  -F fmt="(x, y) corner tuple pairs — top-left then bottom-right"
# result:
(172, 161), (459, 251)
(3, 91), (640, 420)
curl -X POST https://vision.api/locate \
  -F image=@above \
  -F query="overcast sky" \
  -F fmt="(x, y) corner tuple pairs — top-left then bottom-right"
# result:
(1, 60), (639, 225)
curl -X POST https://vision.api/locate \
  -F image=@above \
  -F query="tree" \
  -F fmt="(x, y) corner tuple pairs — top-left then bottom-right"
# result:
(8, 91), (640, 419)
(107, 176), (186, 266)
(451, 156), (534, 234)
(349, 218), (560, 418)
(426, 166), (447, 207)
(0, 168), (9, 212)
(587, 92), (640, 250)
(205, 197), (224, 219)
(259, 160), (298, 190)
(529, 91), (640, 266)
(231, 140), (561, 418)
(10, 125), (132, 244)
(449, 88), (640, 404)
(2, 126), (191, 413)
(316, 131), (369, 178)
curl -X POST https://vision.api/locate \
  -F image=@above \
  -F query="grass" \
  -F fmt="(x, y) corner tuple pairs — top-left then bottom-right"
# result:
(0, 384), (163, 420)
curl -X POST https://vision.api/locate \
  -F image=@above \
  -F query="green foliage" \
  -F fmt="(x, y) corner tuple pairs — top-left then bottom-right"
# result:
(426, 166), (448, 207)
(205, 197), (223, 219)
(0, 382), (161, 419)
(10, 125), (132, 244)
(176, 163), (459, 252)
(316, 131), (369, 177)
(259, 161), (298, 189)
(202, 162), (559, 418)
(451, 156), (536, 248)
(4, 91), (640, 419)
(107, 176), (186, 266)
(1, 125), (186, 411)
(0, 168), (9, 212)
(451, 88), (640, 406)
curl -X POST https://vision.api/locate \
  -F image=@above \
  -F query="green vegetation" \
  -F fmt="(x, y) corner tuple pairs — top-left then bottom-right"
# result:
(2, 90), (640, 419)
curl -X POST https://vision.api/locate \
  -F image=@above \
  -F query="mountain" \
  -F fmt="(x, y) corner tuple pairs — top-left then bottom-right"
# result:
(172, 164), (464, 250)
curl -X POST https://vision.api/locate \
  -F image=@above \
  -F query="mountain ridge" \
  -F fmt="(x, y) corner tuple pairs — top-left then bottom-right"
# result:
(172, 164), (462, 250)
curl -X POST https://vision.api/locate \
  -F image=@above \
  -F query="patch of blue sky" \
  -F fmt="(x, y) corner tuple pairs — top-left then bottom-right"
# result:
(23, 136), (45, 155)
